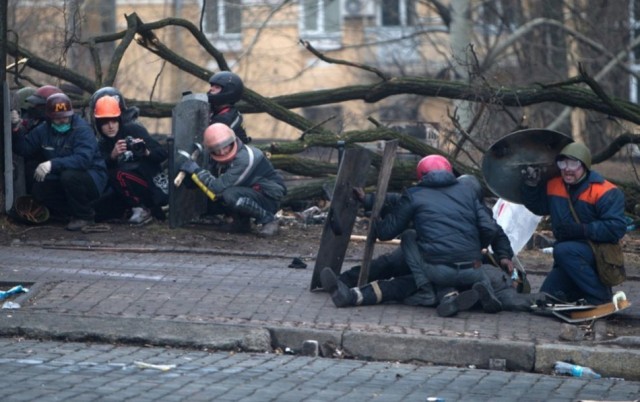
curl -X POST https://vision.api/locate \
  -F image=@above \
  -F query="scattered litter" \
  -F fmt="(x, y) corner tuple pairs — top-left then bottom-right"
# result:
(542, 247), (553, 254)
(554, 361), (601, 379)
(134, 361), (176, 371)
(284, 347), (295, 355)
(0, 285), (29, 301)
(288, 257), (307, 269)
(2, 302), (21, 309)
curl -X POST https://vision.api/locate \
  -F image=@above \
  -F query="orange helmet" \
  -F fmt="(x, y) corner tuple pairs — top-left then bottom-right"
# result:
(204, 123), (238, 163)
(94, 95), (121, 119)
(416, 155), (452, 180)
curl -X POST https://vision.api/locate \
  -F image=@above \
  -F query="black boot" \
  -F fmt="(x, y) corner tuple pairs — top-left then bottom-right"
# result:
(436, 289), (479, 317)
(320, 267), (355, 307)
(472, 282), (502, 313)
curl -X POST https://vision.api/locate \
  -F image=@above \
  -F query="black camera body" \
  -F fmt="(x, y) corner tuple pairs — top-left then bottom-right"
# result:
(125, 136), (146, 157)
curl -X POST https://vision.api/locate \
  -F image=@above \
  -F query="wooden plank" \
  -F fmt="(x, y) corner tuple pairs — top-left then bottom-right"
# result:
(168, 93), (210, 228)
(349, 235), (400, 245)
(357, 140), (399, 287)
(310, 147), (372, 291)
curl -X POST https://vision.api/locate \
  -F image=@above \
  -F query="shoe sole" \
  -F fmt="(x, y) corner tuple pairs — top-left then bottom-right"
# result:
(473, 283), (502, 313)
(436, 290), (479, 317)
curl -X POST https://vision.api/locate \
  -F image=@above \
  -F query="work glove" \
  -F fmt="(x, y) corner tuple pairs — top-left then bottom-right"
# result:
(555, 223), (586, 241)
(34, 161), (52, 182)
(521, 165), (542, 187)
(179, 159), (202, 175)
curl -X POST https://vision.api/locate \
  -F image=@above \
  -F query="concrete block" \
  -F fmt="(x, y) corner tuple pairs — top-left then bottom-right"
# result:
(343, 331), (535, 372)
(535, 343), (640, 380)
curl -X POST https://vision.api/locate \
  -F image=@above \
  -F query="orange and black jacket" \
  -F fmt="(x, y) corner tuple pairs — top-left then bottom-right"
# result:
(521, 170), (626, 244)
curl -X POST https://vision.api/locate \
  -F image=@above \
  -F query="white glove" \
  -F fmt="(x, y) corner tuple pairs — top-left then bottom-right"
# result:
(34, 161), (52, 182)
(10, 110), (21, 127)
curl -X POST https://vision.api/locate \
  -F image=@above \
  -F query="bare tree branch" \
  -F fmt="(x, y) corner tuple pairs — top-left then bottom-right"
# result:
(299, 39), (390, 81)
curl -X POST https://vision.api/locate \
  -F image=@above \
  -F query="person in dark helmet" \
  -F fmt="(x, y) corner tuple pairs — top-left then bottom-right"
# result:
(89, 86), (140, 131)
(13, 85), (64, 138)
(321, 155), (503, 313)
(207, 71), (251, 144)
(12, 93), (108, 231)
(93, 96), (168, 224)
(177, 123), (286, 237)
(521, 142), (626, 305)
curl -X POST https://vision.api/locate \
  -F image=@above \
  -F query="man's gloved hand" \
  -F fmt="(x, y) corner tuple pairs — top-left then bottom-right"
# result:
(521, 165), (542, 187)
(10, 110), (21, 128)
(34, 161), (52, 182)
(179, 159), (202, 175)
(499, 258), (514, 274)
(555, 223), (586, 241)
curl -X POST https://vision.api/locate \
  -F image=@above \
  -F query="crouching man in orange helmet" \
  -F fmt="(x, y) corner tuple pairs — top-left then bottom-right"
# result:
(178, 123), (287, 237)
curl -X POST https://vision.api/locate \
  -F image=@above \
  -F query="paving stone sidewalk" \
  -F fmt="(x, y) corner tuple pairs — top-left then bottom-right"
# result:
(1, 339), (639, 402)
(0, 244), (639, 380)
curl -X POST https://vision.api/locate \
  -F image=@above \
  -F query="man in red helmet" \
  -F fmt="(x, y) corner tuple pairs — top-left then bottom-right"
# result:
(321, 155), (503, 312)
(178, 123), (286, 236)
(12, 93), (108, 231)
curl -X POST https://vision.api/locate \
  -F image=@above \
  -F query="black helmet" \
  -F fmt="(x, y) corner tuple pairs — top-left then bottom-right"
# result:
(207, 71), (244, 106)
(458, 174), (483, 200)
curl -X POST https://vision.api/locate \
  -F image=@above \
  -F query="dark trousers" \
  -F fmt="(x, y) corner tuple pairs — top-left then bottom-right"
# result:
(111, 169), (152, 208)
(338, 247), (411, 288)
(207, 186), (279, 223)
(541, 240), (612, 305)
(32, 169), (100, 220)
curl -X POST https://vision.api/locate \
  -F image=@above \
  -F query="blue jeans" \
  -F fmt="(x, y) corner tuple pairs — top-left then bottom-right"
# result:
(541, 240), (612, 305)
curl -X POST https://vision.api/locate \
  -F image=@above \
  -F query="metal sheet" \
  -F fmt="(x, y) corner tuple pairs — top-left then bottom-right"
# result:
(481, 129), (573, 203)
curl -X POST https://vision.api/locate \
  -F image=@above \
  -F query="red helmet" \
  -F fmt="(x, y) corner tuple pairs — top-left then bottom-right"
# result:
(94, 95), (121, 119)
(204, 123), (238, 163)
(45, 93), (74, 119)
(416, 155), (452, 180)
(27, 85), (63, 106)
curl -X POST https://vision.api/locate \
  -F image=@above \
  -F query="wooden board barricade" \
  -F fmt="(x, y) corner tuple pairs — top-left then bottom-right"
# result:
(357, 140), (399, 287)
(310, 147), (372, 291)
(168, 93), (209, 229)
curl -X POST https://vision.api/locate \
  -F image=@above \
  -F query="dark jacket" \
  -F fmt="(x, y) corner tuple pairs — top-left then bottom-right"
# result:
(195, 141), (286, 200)
(210, 106), (250, 144)
(98, 122), (167, 180)
(376, 170), (501, 264)
(13, 114), (108, 194)
(521, 170), (626, 244)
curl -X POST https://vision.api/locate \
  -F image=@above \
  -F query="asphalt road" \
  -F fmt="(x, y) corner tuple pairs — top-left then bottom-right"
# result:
(0, 339), (638, 402)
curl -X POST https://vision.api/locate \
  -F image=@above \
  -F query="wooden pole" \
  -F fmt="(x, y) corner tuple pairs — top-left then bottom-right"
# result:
(357, 140), (399, 286)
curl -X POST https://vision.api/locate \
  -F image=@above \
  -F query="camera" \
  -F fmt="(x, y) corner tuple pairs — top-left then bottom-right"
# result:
(125, 136), (146, 157)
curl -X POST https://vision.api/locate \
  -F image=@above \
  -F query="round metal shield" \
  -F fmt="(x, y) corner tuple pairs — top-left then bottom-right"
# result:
(481, 129), (573, 203)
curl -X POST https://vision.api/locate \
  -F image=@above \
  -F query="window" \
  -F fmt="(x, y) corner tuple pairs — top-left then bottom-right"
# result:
(301, 0), (341, 36)
(380, 0), (415, 27)
(204, 0), (242, 37)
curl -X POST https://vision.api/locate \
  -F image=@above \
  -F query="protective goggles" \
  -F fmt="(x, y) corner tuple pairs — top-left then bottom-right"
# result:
(556, 158), (582, 170)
